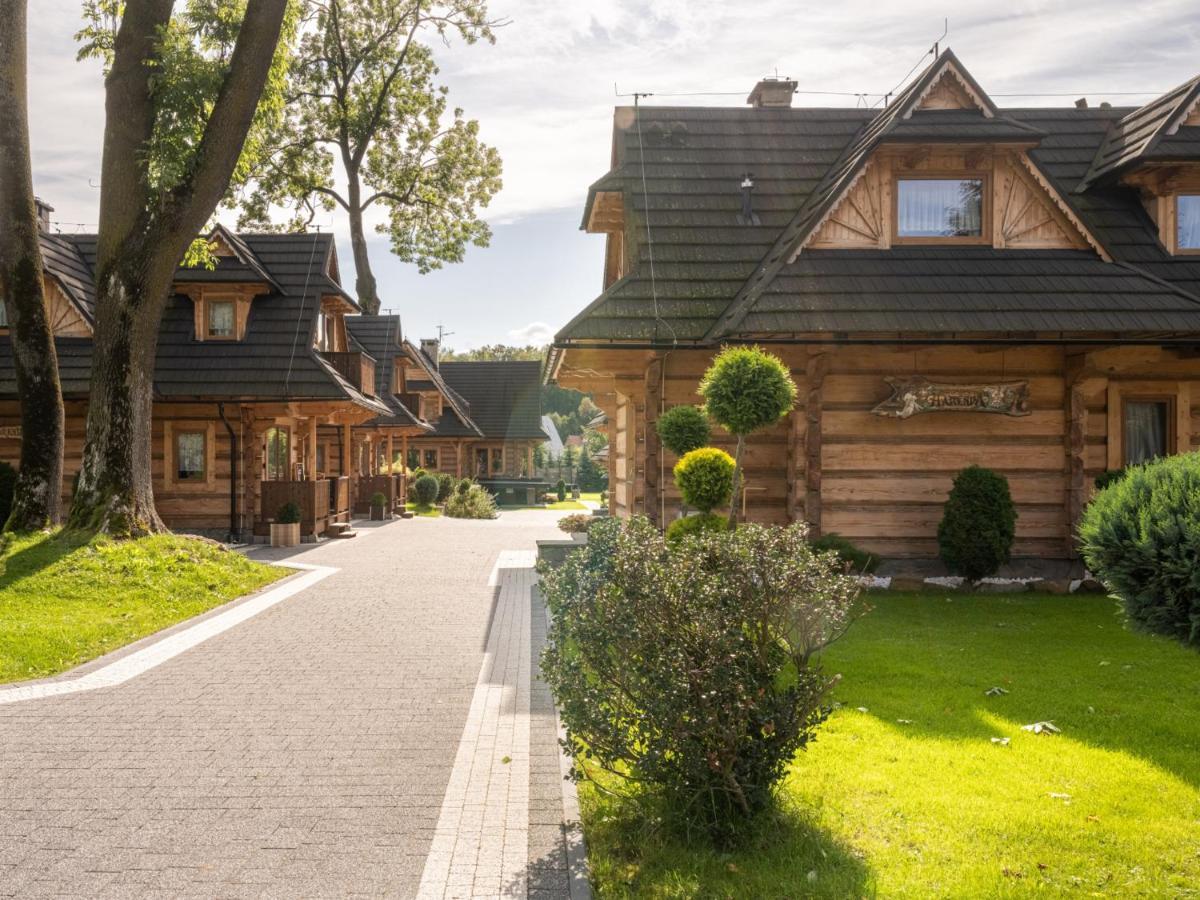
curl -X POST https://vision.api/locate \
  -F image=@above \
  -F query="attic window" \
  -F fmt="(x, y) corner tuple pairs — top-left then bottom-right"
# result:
(207, 300), (235, 338)
(1179, 195), (1200, 251)
(896, 177), (987, 242)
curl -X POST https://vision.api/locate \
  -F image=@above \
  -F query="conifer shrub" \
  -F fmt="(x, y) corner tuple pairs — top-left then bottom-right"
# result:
(810, 533), (879, 574)
(540, 516), (859, 843)
(444, 480), (498, 519)
(656, 405), (711, 457)
(436, 473), (455, 502)
(1079, 452), (1200, 645)
(664, 512), (729, 543)
(936, 465), (1017, 581)
(673, 448), (735, 514)
(276, 501), (301, 524)
(1093, 467), (1128, 491)
(556, 479), (566, 502)
(413, 474), (440, 507)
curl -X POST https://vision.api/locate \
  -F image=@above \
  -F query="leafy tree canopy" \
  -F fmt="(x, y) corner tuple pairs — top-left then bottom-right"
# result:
(442, 343), (544, 361)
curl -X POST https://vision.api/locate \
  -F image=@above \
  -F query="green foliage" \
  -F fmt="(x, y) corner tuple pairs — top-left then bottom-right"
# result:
(576, 449), (606, 492)
(276, 501), (301, 524)
(540, 517), (859, 842)
(0, 462), (16, 527)
(435, 473), (455, 502)
(664, 513), (729, 544)
(699, 346), (797, 438)
(532, 443), (546, 470)
(1080, 453), (1200, 645)
(556, 479), (566, 502)
(557, 514), (593, 534)
(656, 405), (712, 457)
(937, 466), (1017, 581)
(370, 491), (388, 507)
(442, 344), (544, 361)
(673, 448), (735, 514)
(413, 473), (440, 507)
(443, 479), (497, 519)
(810, 533), (879, 574)
(237, 0), (501, 274)
(1094, 467), (1128, 491)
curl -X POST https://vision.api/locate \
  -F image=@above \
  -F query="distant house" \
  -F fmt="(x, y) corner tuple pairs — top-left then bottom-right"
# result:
(0, 216), (390, 541)
(549, 50), (1200, 561)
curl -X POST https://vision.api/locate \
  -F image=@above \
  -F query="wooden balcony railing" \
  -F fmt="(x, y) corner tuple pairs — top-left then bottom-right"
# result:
(259, 476), (351, 537)
(321, 350), (376, 397)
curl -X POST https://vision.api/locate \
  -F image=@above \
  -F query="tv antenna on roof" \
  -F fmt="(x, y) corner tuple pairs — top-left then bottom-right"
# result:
(436, 324), (454, 343)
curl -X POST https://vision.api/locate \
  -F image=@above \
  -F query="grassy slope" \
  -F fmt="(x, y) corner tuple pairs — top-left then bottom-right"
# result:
(580, 592), (1200, 898)
(0, 531), (283, 684)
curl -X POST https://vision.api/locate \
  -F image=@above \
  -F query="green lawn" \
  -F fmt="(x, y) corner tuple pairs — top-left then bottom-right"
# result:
(406, 503), (442, 517)
(580, 492), (605, 502)
(0, 531), (282, 684)
(579, 591), (1200, 898)
(546, 500), (587, 510)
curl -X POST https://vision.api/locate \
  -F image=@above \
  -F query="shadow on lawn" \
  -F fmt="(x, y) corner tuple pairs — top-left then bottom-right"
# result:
(826, 591), (1200, 790)
(0, 530), (89, 590)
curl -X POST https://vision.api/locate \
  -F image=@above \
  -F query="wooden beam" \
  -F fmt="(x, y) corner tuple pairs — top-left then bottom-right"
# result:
(786, 407), (802, 522)
(342, 423), (352, 477)
(305, 417), (317, 480)
(242, 407), (262, 535)
(805, 351), (828, 537)
(387, 431), (394, 474)
(643, 354), (664, 526)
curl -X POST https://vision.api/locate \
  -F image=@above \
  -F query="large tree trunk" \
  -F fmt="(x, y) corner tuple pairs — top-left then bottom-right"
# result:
(0, 0), (65, 531)
(346, 170), (380, 314)
(67, 0), (289, 536)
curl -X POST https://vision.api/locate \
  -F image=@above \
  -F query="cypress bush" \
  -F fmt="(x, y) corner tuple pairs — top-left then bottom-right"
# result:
(937, 465), (1017, 581)
(656, 405), (711, 457)
(413, 474), (440, 506)
(436, 473), (455, 501)
(673, 448), (735, 514)
(1079, 452), (1200, 645)
(540, 517), (859, 843)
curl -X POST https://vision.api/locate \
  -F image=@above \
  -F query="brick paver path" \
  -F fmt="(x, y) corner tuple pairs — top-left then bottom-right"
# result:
(0, 512), (563, 899)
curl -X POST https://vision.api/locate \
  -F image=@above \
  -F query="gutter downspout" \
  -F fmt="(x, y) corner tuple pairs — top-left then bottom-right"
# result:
(218, 402), (240, 544)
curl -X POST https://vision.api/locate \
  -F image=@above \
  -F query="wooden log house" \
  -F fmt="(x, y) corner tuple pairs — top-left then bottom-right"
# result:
(0, 220), (392, 541)
(548, 50), (1200, 562)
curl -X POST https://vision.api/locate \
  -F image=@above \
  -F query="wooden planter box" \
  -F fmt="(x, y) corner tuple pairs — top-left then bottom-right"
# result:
(369, 505), (388, 521)
(270, 522), (301, 547)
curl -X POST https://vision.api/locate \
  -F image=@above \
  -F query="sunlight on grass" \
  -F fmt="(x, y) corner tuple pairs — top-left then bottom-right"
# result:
(405, 503), (442, 517)
(0, 531), (282, 684)
(579, 591), (1200, 898)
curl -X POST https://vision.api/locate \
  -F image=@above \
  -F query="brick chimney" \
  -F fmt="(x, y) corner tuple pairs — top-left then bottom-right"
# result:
(420, 337), (440, 369)
(34, 197), (53, 232)
(747, 77), (797, 109)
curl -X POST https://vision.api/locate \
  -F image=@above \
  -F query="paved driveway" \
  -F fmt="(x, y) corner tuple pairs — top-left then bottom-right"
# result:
(0, 511), (564, 899)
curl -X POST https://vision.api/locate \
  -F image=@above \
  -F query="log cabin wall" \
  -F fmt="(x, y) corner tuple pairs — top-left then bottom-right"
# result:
(560, 343), (1200, 560)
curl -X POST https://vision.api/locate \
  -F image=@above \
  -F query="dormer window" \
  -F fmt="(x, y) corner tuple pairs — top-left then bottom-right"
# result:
(895, 177), (987, 242)
(1179, 195), (1200, 251)
(206, 299), (235, 338)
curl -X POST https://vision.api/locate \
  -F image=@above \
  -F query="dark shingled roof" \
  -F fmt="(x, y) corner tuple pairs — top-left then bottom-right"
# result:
(1, 231), (387, 413)
(438, 361), (544, 440)
(345, 315), (430, 430)
(39, 234), (96, 323)
(1078, 74), (1200, 190)
(557, 51), (1200, 348)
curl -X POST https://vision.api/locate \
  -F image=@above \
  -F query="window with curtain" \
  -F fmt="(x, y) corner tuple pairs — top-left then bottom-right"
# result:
(1123, 400), (1170, 465)
(207, 299), (235, 337)
(897, 178), (984, 238)
(424, 448), (438, 469)
(176, 431), (205, 480)
(1179, 195), (1200, 250)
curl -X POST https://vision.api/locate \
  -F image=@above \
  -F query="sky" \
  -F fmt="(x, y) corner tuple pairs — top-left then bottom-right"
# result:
(25, 0), (1200, 350)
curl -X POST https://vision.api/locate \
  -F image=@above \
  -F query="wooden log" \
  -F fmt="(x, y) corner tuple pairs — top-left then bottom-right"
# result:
(805, 351), (828, 537)
(242, 407), (261, 533)
(644, 355), (664, 526)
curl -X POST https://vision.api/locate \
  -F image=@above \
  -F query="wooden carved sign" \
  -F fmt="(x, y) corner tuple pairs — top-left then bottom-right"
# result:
(871, 376), (1031, 419)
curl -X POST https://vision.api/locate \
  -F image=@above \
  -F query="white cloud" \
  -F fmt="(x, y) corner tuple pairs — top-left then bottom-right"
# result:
(507, 321), (556, 345)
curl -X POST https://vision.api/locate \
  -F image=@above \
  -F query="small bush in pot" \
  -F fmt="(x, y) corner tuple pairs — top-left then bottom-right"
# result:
(656, 405), (711, 457)
(937, 465), (1017, 581)
(1080, 452), (1200, 646)
(270, 501), (302, 547)
(443, 480), (498, 519)
(810, 532), (879, 574)
(369, 491), (388, 520)
(541, 516), (859, 843)
(276, 501), (301, 524)
(413, 474), (440, 507)
(673, 447), (735, 514)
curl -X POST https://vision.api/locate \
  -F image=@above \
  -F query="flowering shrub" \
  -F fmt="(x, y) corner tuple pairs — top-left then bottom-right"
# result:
(557, 513), (592, 534)
(540, 516), (860, 842)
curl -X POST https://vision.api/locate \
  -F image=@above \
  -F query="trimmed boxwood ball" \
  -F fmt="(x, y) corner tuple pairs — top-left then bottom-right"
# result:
(665, 512), (729, 543)
(699, 346), (797, 438)
(1080, 452), (1200, 645)
(656, 405), (711, 457)
(937, 465), (1017, 581)
(413, 474), (440, 506)
(673, 448), (735, 514)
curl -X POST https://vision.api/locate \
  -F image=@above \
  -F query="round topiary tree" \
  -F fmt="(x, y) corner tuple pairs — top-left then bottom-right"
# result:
(414, 473), (440, 507)
(673, 447), (735, 514)
(656, 405), (711, 458)
(664, 512), (728, 543)
(1080, 452), (1200, 646)
(937, 465), (1017, 581)
(699, 346), (797, 524)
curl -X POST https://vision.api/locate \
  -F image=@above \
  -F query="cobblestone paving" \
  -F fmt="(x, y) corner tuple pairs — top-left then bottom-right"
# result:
(0, 512), (562, 899)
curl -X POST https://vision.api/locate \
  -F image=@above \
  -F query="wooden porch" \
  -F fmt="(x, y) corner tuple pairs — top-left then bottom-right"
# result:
(255, 476), (352, 540)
